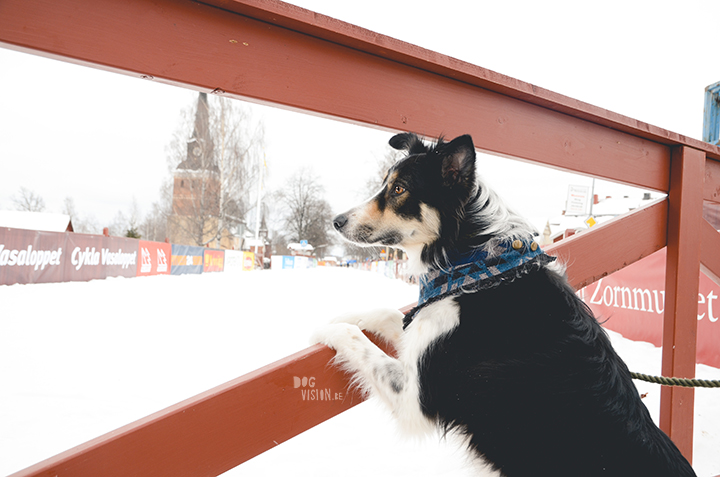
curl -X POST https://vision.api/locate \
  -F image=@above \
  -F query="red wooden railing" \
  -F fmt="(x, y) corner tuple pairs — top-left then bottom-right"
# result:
(2, 0), (720, 475)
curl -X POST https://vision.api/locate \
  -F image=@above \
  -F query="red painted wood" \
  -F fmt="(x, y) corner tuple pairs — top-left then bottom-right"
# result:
(704, 158), (720, 203)
(659, 146), (705, 463)
(0, 0), (669, 192)
(9, 336), (393, 477)
(205, 0), (720, 162)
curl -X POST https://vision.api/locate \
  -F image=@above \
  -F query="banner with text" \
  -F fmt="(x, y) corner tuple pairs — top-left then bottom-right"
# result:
(203, 249), (225, 273)
(64, 234), (138, 282)
(0, 227), (139, 285)
(580, 248), (720, 368)
(170, 244), (204, 275)
(0, 228), (66, 285)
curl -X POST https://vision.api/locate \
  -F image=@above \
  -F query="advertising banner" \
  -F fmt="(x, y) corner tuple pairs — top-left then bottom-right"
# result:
(137, 241), (171, 277)
(203, 249), (225, 273)
(294, 256), (311, 269)
(580, 248), (720, 368)
(271, 255), (294, 270)
(224, 250), (244, 272)
(0, 228), (65, 285)
(225, 251), (256, 271)
(242, 251), (255, 271)
(64, 234), (138, 282)
(171, 244), (204, 275)
(0, 228), (140, 285)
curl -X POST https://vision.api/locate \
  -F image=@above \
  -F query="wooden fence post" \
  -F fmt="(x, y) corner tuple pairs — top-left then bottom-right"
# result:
(660, 146), (705, 462)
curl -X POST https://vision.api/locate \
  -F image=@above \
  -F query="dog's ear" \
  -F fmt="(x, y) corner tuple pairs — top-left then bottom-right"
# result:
(439, 134), (476, 189)
(389, 132), (427, 155)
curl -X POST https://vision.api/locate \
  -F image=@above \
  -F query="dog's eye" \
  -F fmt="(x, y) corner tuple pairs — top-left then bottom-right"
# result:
(393, 185), (406, 196)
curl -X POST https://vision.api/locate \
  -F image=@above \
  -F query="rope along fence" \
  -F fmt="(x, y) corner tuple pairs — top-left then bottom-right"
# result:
(631, 372), (720, 388)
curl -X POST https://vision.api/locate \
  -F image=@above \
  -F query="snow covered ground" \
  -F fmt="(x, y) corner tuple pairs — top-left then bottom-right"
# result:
(1, 268), (719, 476)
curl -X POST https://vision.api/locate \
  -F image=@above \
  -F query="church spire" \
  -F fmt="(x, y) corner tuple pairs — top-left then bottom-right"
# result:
(177, 92), (216, 171)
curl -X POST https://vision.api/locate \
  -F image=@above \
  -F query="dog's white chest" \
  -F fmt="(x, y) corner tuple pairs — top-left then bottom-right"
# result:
(401, 297), (461, 361)
(385, 298), (461, 435)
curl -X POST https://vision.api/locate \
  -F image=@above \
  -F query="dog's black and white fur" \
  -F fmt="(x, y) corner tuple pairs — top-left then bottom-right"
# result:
(313, 133), (695, 476)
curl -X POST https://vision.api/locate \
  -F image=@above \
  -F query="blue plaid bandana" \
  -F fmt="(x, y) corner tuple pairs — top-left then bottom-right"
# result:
(403, 238), (555, 329)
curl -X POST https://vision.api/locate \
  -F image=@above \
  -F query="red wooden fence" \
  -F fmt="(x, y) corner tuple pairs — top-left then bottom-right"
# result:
(2, 0), (720, 474)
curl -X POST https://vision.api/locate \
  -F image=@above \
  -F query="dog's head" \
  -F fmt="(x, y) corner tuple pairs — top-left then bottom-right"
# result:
(333, 133), (477, 257)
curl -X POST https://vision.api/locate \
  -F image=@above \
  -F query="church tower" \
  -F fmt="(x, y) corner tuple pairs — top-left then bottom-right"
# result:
(168, 93), (222, 247)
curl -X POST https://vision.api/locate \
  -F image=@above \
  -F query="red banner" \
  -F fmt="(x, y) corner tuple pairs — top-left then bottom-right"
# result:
(581, 248), (720, 368)
(203, 249), (225, 273)
(137, 241), (171, 277)
(64, 234), (138, 281)
(1, 228), (138, 285)
(0, 228), (65, 285)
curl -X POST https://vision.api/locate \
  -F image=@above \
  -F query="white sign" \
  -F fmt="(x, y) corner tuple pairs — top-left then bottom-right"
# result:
(566, 185), (590, 216)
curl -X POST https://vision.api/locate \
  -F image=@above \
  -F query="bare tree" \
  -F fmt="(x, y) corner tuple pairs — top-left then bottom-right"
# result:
(166, 93), (265, 247)
(62, 196), (77, 221)
(141, 179), (173, 242)
(278, 167), (333, 251)
(108, 210), (128, 237)
(62, 196), (100, 234)
(73, 215), (100, 235)
(13, 187), (46, 212)
(122, 198), (143, 238)
(105, 198), (143, 238)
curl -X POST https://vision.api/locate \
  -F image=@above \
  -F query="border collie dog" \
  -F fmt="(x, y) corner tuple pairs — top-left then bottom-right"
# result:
(313, 133), (695, 476)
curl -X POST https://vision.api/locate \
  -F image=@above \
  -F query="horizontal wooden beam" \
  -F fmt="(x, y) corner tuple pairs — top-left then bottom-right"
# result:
(205, 0), (720, 162)
(0, 0), (673, 192)
(9, 336), (392, 477)
(546, 199), (668, 290)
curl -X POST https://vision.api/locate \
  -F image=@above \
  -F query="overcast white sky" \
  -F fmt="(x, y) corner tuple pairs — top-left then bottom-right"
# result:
(0, 0), (717, 233)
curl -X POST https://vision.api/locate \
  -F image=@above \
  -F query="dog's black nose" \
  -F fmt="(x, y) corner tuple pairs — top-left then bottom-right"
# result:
(333, 214), (348, 231)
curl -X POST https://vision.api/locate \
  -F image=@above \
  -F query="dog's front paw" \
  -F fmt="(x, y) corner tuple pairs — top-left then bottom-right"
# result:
(311, 323), (364, 352)
(330, 308), (404, 344)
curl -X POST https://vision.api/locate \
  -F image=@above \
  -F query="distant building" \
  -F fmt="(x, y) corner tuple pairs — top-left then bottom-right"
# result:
(240, 213), (271, 268)
(167, 93), (231, 248)
(537, 193), (658, 245)
(287, 241), (314, 257)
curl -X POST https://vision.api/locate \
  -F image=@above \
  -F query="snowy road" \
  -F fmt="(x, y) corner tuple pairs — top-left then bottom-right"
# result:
(1, 268), (718, 476)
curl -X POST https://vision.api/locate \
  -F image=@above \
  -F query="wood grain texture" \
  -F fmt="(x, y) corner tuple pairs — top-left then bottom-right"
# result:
(659, 146), (705, 462)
